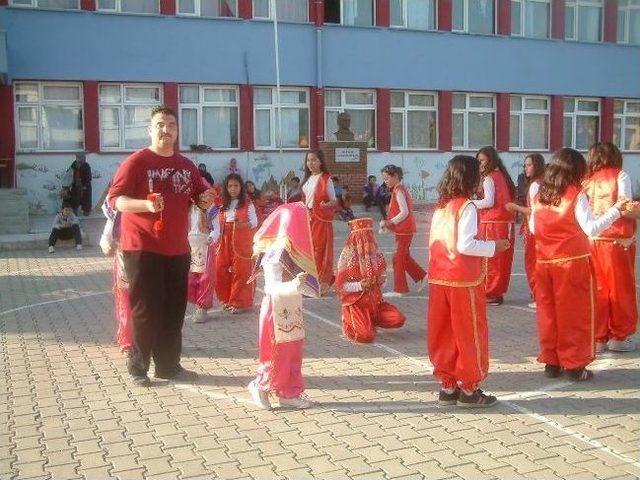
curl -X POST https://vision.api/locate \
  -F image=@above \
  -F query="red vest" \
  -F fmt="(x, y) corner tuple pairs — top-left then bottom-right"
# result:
(428, 197), (484, 286)
(303, 172), (334, 222)
(218, 198), (255, 259)
(584, 168), (635, 239)
(388, 183), (417, 234)
(534, 185), (590, 261)
(479, 170), (515, 223)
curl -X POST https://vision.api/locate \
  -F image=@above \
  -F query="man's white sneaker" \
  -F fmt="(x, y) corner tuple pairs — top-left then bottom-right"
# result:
(414, 278), (427, 293)
(278, 394), (313, 409)
(595, 341), (607, 353)
(383, 291), (406, 298)
(527, 302), (536, 309)
(48, 246), (55, 254)
(248, 381), (271, 410)
(76, 244), (83, 251)
(193, 308), (207, 324)
(607, 339), (636, 352)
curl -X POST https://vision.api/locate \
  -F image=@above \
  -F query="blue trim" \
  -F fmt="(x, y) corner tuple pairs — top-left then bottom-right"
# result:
(1, 8), (639, 97)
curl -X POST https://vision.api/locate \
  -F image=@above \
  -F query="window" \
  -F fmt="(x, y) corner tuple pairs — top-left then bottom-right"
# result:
(509, 95), (549, 150)
(177, 0), (237, 17)
(614, 99), (640, 152)
(390, 91), (437, 150)
(253, 0), (307, 22)
(511, 0), (550, 38)
(15, 82), (84, 152)
(99, 84), (162, 150)
(390, 0), (436, 30)
(565, 0), (603, 42)
(453, 0), (495, 34)
(324, 0), (374, 26)
(9, 0), (79, 8)
(254, 87), (309, 149)
(617, 0), (640, 45)
(325, 88), (376, 148)
(97, 0), (159, 14)
(179, 85), (239, 150)
(452, 93), (495, 150)
(563, 97), (600, 150)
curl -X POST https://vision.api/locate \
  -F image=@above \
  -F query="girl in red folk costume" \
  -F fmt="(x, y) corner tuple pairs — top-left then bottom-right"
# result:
(379, 165), (426, 296)
(301, 150), (338, 294)
(215, 174), (258, 314)
(506, 154), (546, 309)
(584, 142), (637, 353)
(247, 202), (320, 410)
(336, 218), (406, 343)
(428, 156), (511, 408)
(530, 148), (629, 381)
(473, 146), (517, 306)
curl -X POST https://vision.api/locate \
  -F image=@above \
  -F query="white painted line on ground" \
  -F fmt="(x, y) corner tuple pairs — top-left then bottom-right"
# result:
(0, 290), (111, 317)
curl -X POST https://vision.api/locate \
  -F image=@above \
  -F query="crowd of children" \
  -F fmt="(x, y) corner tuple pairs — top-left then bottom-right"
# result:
(100, 142), (638, 410)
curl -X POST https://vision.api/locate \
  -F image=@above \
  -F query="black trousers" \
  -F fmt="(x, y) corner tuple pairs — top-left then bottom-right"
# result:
(123, 251), (190, 377)
(49, 224), (82, 246)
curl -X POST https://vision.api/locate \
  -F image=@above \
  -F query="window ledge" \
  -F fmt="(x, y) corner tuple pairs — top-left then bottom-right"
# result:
(94, 10), (163, 18)
(175, 14), (242, 22)
(7, 6), (84, 14)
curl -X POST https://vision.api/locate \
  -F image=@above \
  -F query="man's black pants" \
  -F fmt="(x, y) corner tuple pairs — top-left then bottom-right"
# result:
(123, 251), (190, 377)
(49, 224), (82, 246)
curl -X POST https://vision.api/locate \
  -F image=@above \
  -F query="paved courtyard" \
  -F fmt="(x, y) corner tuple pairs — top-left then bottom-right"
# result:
(1, 214), (639, 480)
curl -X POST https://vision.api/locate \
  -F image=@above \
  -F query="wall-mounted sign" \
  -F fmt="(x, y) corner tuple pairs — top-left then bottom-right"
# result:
(335, 147), (360, 163)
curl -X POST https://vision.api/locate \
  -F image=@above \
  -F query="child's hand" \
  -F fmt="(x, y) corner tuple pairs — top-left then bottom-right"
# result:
(623, 200), (640, 219)
(146, 193), (164, 213)
(505, 202), (519, 213)
(360, 279), (372, 290)
(494, 239), (511, 253)
(294, 272), (308, 289)
(614, 196), (630, 213)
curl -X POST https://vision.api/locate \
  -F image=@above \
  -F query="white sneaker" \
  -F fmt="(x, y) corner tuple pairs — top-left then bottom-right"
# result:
(527, 302), (537, 309)
(414, 278), (427, 293)
(193, 308), (207, 324)
(607, 339), (636, 352)
(48, 246), (55, 254)
(595, 341), (607, 353)
(278, 394), (313, 409)
(76, 244), (83, 251)
(383, 291), (406, 298)
(248, 380), (271, 410)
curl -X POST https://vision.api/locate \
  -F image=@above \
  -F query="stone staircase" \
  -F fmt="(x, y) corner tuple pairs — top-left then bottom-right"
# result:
(0, 189), (29, 234)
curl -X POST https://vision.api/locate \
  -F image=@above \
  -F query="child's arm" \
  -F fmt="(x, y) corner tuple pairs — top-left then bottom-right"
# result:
(208, 216), (221, 244)
(457, 204), (509, 257)
(472, 176), (495, 210)
(263, 264), (305, 296)
(575, 192), (624, 237)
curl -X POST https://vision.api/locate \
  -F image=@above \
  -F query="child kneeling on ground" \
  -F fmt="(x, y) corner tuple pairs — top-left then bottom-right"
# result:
(49, 202), (82, 253)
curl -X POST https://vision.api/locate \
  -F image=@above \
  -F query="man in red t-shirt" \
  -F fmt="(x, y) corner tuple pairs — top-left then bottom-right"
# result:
(108, 106), (215, 387)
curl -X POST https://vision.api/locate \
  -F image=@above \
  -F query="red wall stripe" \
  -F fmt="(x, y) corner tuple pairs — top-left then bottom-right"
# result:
(163, 82), (179, 113)
(549, 95), (564, 150)
(309, 87), (324, 150)
(438, 91), (452, 151)
(240, 85), (254, 151)
(83, 81), (99, 153)
(376, 0), (390, 27)
(600, 97), (614, 142)
(437, 0), (452, 31)
(80, 0), (95, 11)
(238, 0), (252, 19)
(0, 85), (15, 187)
(603, 0), (618, 42)
(497, 0), (511, 35)
(496, 92), (510, 151)
(160, 0), (176, 15)
(551, 0), (565, 39)
(376, 88), (390, 152)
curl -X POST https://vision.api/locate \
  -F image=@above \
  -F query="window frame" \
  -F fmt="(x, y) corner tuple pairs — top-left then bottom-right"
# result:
(176, 0), (238, 18)
(565, 0), (604, 42)
(452, 92), (496, 151)
(509, 94), (550, 151)
(9, 0), (80, 9)
(617, 0), (640, 45)
(98, 82), (163, 152)
(389, 0), (437, 30)
(390, 90), (438, 151)
(452, 0), (496, 34)
(324, 0), (376, 26)
(562, 96), (601, 151)
(252, 0), (309, 22)
(253, 86), (310, 150)
(614, 98), (640, 152)
(178, 84), (240, 151)
(511, 0), (551, 38)
(96, 0), (160, 15)
(14, 81), (85, 153)
(324, 87), (377, 149)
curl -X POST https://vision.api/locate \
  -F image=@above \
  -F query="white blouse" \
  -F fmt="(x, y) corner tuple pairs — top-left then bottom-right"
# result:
(302, 174), (336, 208)
(224, 199), (258, 228)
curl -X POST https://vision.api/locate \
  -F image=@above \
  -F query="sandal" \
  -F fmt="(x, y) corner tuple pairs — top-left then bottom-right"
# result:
(567, 368), (593, 382)
(544, 364), (562, 378)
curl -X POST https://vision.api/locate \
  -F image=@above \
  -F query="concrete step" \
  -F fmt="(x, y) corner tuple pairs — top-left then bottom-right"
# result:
(0, 230), (92, 252)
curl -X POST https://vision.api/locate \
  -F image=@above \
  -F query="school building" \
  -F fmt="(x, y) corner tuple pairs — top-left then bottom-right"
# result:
(0, 0), (639, 213)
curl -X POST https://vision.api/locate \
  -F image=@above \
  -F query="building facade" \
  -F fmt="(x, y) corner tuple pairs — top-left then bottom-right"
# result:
(1, 0), (639, 213)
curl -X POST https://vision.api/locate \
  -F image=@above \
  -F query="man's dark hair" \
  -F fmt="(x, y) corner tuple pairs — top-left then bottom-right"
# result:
(151, 105), (177, 120)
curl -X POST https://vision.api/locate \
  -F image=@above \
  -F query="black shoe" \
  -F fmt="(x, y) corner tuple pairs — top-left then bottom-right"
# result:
(567, 367), (593, 382)
(544, 364), (562, 378)
(155, 366), (198, 382)
(486, 296), (504, 306)
(457, 389), (498, 408)
(130, 374), (151, 387)
(438, 387), (460, 406)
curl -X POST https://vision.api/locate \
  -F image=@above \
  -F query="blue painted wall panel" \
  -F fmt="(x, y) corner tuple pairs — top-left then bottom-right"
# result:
(1, 7), (638, 97)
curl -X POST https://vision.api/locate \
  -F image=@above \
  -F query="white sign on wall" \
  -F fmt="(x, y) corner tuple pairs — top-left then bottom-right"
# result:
(335, 147), (360, 163)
